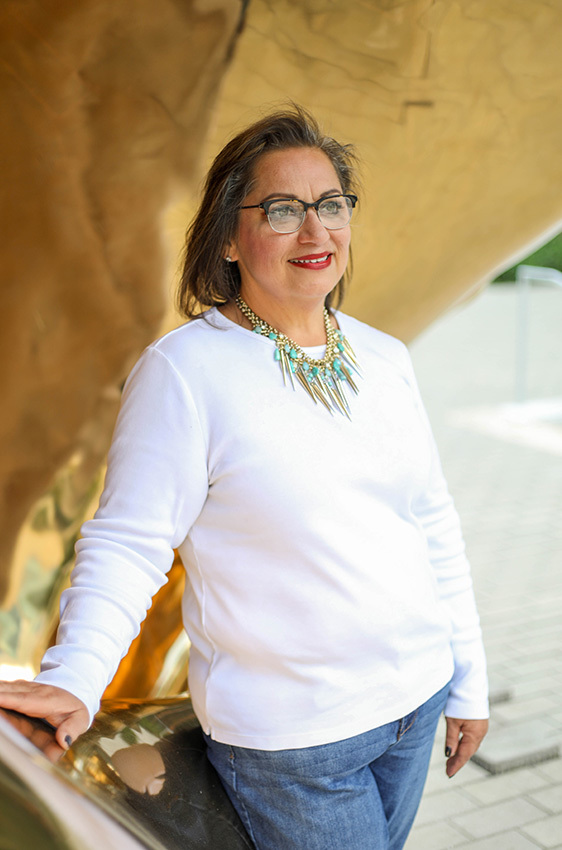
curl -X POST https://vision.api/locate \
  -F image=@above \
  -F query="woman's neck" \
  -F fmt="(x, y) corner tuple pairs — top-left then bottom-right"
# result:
(220, 293), (336, 347)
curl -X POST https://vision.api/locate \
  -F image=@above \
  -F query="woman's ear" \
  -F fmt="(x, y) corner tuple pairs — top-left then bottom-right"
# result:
(224, 240), (238, 263)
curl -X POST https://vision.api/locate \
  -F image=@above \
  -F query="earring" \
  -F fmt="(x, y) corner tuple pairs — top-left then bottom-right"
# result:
(225, 256), (233, 263)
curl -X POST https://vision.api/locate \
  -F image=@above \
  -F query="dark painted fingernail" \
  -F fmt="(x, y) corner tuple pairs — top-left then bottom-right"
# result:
(65, 735), (72, 748)
(445, 746), (452, 757)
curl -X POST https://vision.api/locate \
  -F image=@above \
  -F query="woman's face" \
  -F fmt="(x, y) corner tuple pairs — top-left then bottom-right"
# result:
(227, 147), (351, 313)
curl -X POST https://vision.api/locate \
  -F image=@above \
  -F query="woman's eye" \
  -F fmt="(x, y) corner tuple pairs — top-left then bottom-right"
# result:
(271, 204), (299, 218)
(321, 200), (343, 215)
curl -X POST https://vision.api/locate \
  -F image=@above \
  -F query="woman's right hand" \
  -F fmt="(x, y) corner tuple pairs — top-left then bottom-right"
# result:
(0, 680), (89, 750)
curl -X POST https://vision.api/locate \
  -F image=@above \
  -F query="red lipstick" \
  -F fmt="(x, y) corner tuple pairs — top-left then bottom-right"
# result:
(289, 252), (332, 270)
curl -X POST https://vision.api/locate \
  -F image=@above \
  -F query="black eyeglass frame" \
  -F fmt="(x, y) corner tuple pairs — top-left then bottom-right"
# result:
(239, 193), (358, 232)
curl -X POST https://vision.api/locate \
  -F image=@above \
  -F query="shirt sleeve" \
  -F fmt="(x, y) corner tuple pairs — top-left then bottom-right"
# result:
(35, 345), (209, 723)
(403, 346), (489, 720)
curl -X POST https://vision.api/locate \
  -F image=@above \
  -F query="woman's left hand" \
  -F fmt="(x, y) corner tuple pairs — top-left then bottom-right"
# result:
(444, 717), (488, 777)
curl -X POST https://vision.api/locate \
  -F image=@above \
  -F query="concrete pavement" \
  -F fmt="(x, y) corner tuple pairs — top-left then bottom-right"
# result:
(405, 284), (562, 850)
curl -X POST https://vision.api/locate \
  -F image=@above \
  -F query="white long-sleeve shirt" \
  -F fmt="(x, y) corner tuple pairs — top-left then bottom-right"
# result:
(36, 308), (488, 749)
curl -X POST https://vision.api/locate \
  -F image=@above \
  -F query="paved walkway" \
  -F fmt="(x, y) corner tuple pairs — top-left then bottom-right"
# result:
(404, 284), (562, 849)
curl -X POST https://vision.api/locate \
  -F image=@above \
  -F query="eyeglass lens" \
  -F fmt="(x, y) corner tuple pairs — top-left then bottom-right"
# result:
(267, 196), (354, 233)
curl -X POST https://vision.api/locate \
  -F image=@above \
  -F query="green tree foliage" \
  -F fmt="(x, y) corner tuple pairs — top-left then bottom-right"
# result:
(494, 233), (562, 282)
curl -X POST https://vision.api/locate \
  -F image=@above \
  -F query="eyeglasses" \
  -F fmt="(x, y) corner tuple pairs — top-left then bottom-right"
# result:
(239, 194), (358, 234)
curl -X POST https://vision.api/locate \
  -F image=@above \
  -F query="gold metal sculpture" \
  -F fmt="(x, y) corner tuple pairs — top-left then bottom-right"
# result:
(1, 0), (562, 712)
(2, 2), (562, 846)
(0, 0), (247, 690)
(1, 696), (253, 849)
(207, 0), (562, 339)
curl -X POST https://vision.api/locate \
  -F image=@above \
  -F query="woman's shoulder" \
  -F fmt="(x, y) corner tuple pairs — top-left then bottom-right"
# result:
(336, 310), (411, 368)
(146, 308), (230, 363)
(121, 309), (226, 394)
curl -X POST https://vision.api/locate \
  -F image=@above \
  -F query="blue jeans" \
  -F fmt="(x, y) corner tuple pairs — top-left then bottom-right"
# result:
(205, 681), (450, 850)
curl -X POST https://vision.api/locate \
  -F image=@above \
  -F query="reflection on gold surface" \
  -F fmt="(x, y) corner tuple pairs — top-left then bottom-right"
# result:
(102, 560), (188, 701)
(2, 0), (562, 701)
(1, 698), (253, 849)
(0, 459), (103, 679)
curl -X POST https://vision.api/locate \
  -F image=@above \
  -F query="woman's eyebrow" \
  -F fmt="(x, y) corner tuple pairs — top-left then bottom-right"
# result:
(259, 188), (342, 202)
(259, 192), (296, 202)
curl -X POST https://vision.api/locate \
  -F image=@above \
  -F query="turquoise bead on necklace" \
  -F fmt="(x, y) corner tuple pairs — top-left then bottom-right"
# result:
(236, 296), (361, 419)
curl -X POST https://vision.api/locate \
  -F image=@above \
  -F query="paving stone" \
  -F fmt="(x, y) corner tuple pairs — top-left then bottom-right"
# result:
(487, 664), (520, 684)
(536, 758), (562, 785)
(410, 287), (562, 847)
(514, 678), (561, 699)
(414, 788), (477, 826)
(504, 658), (557, 678)
(546, 715), (562, 732)
(471, 720), (560, 774)
(528, 785), (562, 815)
(516, 637), (562, 657)
(522, 814), (562, 847)
(505, 650), (562, 669)
(492, 697), (560, 725)
(536, 762), (562, 783)
(463, 768), (550, 806)
(404, 820), (468, 850)
(488, 683), (514, 706)
(454, 833), (545, 850)
(451, 798), (546, 839)
(424, 760), (488, 795)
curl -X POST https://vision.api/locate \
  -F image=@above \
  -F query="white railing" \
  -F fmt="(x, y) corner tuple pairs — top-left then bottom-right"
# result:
(515, 264), (562, 403)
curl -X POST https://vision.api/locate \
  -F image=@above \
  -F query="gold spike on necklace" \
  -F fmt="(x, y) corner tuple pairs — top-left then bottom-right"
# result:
(236, 296), (361, 418)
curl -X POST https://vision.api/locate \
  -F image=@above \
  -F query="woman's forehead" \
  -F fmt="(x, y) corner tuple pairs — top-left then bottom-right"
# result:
(251, 147), (341, 197)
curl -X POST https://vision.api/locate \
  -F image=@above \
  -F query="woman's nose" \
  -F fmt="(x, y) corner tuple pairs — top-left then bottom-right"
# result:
(297, 208), (330, 242)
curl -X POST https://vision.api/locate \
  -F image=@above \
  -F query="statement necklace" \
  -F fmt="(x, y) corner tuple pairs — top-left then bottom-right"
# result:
(236, 296), (361, 418)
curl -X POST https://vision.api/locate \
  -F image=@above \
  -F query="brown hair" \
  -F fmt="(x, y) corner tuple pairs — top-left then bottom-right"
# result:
(177, 105), (358, 318)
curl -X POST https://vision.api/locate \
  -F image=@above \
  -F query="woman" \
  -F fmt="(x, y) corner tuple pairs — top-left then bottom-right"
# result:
(0, 107), (488, 850)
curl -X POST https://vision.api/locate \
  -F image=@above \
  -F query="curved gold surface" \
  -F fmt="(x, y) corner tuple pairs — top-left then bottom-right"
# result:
(205, 0), (562, 340)
(0, 0), (246, 682)
(1, 699), (252, 849)
(1, 0), (562, 703)
(0, 760), (79, 850)
(102, 560), (188, 701)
